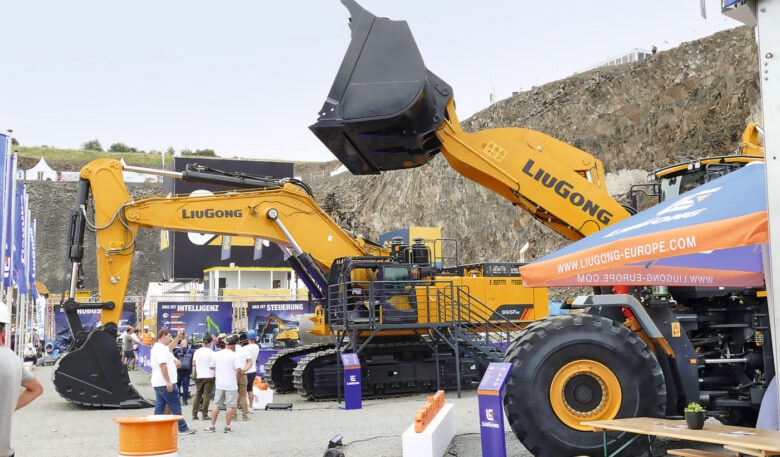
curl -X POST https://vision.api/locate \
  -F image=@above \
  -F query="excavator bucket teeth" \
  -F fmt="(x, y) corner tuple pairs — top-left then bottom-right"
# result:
(53, 329), (152, 408)
(310, 0), (453, 175)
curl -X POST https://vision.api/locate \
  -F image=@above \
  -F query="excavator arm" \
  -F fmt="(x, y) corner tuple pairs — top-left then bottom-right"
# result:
(54, 157), (385, 407)
(310, 0), (631, 240)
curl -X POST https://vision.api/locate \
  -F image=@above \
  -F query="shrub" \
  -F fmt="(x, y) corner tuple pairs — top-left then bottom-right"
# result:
(684, 402), (704, 413)
(82, 139), (103, 151)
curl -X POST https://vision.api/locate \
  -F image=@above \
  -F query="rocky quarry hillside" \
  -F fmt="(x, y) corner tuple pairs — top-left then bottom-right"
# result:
(30, 26), (760, 297)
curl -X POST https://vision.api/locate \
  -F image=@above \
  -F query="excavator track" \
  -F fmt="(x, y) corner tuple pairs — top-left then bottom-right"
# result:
(263, 343), (333, 392)
(292, 341), (481, 401)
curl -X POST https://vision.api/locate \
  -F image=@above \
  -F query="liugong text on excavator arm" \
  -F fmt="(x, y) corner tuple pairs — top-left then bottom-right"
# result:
(310, 0), (631, 241)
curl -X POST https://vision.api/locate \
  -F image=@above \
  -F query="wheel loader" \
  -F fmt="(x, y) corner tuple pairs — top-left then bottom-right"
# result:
(311, 2), (772, 455)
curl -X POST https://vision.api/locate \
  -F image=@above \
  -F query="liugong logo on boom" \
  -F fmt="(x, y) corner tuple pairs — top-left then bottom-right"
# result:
(181, 208), (243, 219)
(522, 159), (613, 225)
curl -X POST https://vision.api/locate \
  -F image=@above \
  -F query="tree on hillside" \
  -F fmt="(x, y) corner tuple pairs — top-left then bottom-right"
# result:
(181, 148), (216, 157)
(11, 138), (18, 146)
(109, 142), (138, 153)
(82, 139), (103, 151)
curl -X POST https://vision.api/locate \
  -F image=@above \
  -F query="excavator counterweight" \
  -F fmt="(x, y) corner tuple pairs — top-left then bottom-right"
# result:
(309, 0), (452, 175)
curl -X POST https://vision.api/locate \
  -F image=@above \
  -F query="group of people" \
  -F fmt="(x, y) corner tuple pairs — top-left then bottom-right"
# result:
(149, 328), (261, 435)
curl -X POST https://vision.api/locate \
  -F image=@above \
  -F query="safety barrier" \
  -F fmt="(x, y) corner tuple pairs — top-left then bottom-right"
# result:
(402, 391), (455, 457)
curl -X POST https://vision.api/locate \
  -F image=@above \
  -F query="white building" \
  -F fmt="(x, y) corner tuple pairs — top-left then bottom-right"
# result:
(586, 48), (654, 71)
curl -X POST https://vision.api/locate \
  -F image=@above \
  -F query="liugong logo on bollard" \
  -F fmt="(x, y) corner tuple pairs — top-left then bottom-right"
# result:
(481, 408), (500, 429)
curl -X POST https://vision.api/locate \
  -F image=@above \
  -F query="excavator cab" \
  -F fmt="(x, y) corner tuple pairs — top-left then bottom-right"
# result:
(309, 0), (452, 175)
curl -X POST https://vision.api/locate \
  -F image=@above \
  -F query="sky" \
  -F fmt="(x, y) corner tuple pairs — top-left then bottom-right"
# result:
(1, 1), (744, 163)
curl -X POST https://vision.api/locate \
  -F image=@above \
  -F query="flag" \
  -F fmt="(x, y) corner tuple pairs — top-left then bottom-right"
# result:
(253, 238), (269, 260)
(0, 133), (6, 232)
(3, 155), (16, 288)
(14, 183), (26, 293)
(0, 135), (7, 287)
(29, 219), (37, 297)
(221, 235), (232, 260)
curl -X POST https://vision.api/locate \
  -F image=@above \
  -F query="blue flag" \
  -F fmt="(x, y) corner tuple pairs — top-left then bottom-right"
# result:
(253, 238), (268, 260)
(3, 155), (16, 288)
(29, 219), (37, 298)
(221, 235), (232, 260)
(14, 183), (26, 292)
(0, 133), (6, 233)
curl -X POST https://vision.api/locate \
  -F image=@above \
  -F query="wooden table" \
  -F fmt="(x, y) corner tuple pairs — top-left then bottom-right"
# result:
(581, 417), (780, 457)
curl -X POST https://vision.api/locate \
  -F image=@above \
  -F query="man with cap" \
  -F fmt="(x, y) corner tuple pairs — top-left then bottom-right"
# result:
(244, 330), (261, 410)
(205, 334), (243, 433)
(235, 333), (253, 420)
(191, 334), (215, 421)
(0, 301), (43, 457)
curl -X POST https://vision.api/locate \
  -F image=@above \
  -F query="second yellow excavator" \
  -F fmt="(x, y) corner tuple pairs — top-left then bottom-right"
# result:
(53, 158), (548, 407)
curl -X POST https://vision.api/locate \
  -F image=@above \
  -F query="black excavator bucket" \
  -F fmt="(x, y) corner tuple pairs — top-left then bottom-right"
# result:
(53, 327), (152, 408)
(310, 0), (453, 175)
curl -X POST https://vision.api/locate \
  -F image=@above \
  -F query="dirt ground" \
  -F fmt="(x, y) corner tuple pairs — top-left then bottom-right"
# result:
(11, 365), (532, 457)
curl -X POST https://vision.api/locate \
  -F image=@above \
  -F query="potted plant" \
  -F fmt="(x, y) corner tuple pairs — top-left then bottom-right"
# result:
(684, 402), (705, 430)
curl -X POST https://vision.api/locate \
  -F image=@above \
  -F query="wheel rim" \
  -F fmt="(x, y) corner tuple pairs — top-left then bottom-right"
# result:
(549, 359), (622, 431)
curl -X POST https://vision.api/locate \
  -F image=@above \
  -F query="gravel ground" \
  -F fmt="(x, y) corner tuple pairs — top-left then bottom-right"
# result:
(11, 365), (532, 457)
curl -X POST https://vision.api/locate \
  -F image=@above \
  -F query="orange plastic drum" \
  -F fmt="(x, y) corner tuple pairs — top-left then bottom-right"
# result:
(114, 415), (183, 457)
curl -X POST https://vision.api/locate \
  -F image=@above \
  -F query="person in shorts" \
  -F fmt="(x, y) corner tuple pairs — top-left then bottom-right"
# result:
(205, 334), (243, 433)
(121, 326), (140, 370)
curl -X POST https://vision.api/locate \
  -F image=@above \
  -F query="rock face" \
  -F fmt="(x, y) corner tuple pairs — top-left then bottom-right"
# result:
(28, 26), (761, 296)
(29, 181), (162, 298)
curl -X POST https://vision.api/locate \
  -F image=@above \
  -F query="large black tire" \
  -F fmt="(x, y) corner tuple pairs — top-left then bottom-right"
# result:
(503, 313), (666, 457)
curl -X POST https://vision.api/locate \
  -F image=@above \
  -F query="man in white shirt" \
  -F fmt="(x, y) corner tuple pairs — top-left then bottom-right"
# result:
(0, 302), (43, 457)
(191, 334), (216, 421)
(205, 334), (243, 433)
(150, 328), (195, 435)
(244, 330), (261, 410)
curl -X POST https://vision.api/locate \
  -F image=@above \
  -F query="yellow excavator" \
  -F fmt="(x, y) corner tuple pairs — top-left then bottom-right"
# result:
(54, 158), (548, 407)
(311, 2), (769, 455)
(54, 158), (383, 407)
